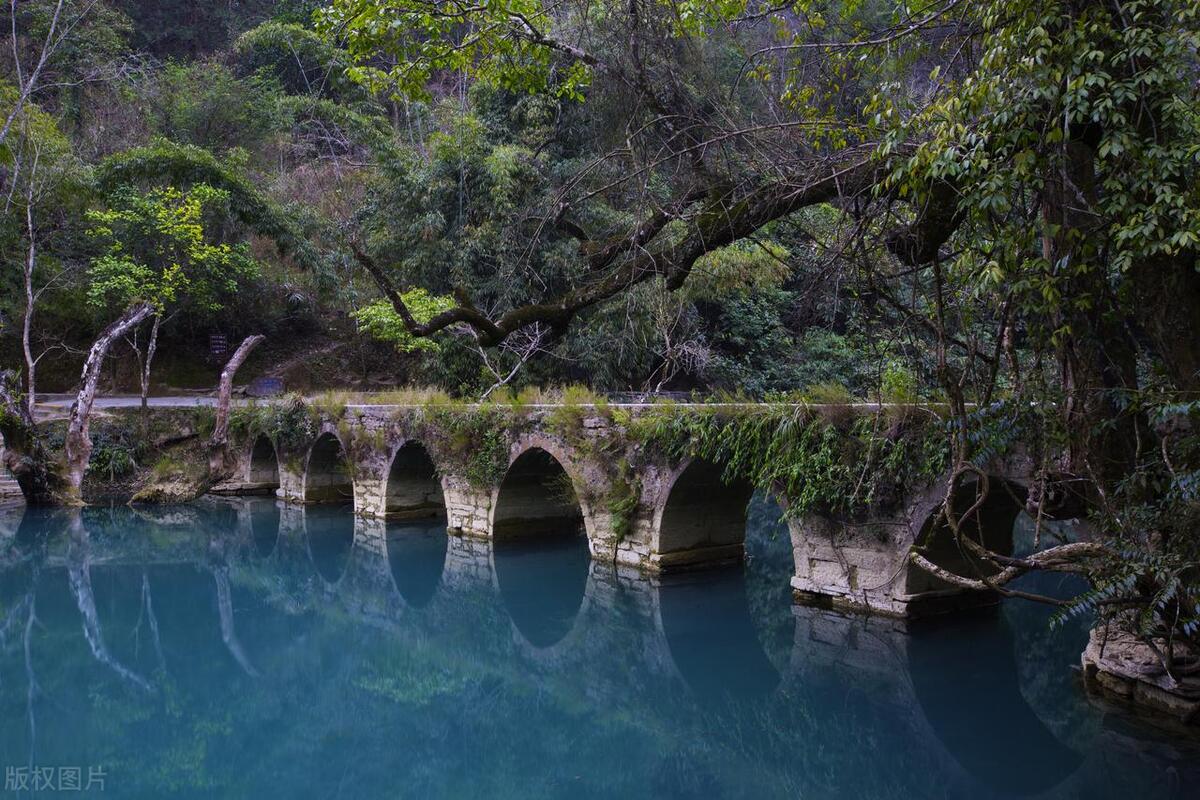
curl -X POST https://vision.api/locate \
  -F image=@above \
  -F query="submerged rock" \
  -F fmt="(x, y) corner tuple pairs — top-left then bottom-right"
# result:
(1081, 624), (1200, 725)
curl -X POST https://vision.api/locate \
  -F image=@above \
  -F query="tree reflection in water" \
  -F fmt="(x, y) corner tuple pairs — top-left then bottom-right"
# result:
(0, 502), (1191, 799)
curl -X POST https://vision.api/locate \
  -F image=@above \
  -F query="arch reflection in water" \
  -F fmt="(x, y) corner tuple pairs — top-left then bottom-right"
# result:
(908, 610), (1084, 796)
(492, 447), (590, 648)
(656, 566), (781, 703)
(248, 499), (280, 557)
(494, 533), (590, 649)
(303, 504), (356, 584)
(0, 507), (1195, 799)
(385, 519), (448, 608)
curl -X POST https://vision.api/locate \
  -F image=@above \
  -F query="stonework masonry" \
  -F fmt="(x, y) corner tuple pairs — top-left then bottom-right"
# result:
(199, 403), (1041, 620)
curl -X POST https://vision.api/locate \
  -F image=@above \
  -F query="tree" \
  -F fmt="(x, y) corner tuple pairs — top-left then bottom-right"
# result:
(0, 0), (102, 151)
(208, 332), (265, 478)
(85, 182), (259, 406)
(1, 89), (81, 416)
(327, 0), (1200, 664)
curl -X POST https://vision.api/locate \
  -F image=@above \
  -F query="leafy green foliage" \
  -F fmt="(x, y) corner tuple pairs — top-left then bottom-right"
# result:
(114, 0), (281, 57)
(424, 405), (514, 488)
(95, 140), (320, 270)
(145, 61), (283, 154)
(234, 21), (366, 102)
(86, 183), (259, 313)
(319, 0), (594, 101)
(880, 362), (919, 404)
(87, 431), (138, 481)
(353, 291), (456, 353)
(230, 394), (321, 457)
(634, 405), (950, 519)
(879, 0), (1200, 339)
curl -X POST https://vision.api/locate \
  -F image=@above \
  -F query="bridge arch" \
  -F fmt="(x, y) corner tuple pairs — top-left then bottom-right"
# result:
(900, 475), (1027, 601)
(245, 435), (281, 493)
(490, 440), (590, 541)
(383, 440), (446, 520)
(303, 432), (354, 504)
(650, 458), (756, 571)
(489, 439), (592, 647)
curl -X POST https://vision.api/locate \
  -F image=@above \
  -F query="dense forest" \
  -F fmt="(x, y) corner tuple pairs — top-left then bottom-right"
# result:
(0, 0), (881, 398)
(2, 2), (1199, 700)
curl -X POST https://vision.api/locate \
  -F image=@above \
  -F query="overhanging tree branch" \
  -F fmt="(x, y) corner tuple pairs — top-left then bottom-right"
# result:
(354, 154), (893, 346)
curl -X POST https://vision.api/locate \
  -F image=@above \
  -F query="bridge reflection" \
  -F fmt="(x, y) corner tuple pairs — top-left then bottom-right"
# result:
(248, 498), (280, 557)
(654, 567), (781, 703)
(0, 501), (1191, 799)
(302, 504), (355, 584)
(493, 530), (590, 649)
(908, 615), (1083, 796)
(385, 518), (448, 608)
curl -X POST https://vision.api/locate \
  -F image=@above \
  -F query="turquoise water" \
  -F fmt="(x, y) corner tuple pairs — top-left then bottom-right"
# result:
(0, 498), (1195, 799)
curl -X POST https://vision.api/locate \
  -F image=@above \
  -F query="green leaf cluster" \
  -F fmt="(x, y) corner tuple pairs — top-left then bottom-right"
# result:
(85, 183), (259, 313)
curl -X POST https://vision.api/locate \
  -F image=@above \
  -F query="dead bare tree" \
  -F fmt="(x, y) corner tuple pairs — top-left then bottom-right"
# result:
(471, 325), (550, 399)
(208, 334), (266, 478)
(61, 302), (154, 502)
(0, 0), (100, 150)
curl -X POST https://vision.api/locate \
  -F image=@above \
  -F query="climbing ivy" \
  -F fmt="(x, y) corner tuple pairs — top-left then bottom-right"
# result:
(605, 461), (641, 542)
(422, 405), (515, 489)
(229, 394), (321, 456)
(631, 404), (951, 519)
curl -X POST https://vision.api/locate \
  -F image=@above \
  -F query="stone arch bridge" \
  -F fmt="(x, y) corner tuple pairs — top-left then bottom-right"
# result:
(206, 402), (1052, 619)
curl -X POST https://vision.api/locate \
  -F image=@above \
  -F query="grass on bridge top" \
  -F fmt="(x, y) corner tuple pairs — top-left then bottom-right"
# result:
(306, 381), (953, 413)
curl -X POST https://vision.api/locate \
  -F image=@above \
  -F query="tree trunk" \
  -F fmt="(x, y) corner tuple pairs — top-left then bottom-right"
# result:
(62, 303), (155, 504)
(1042, 141), (1141, 492)
(141, 314), (161, 411)
(1129, 254), (1200, 393)
(22, 200), (37, 419)
(208, 334), (266, 478)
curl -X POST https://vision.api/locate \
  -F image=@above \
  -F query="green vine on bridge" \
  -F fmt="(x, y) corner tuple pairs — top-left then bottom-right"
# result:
(631, 404), (952, 520)
(419, 404), (517, 489)
(229, 395), (321, 465)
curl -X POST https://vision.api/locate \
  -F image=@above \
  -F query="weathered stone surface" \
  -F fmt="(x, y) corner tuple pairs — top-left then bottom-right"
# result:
(1081, 624), (1200, 725)
(0, 438), (26, 506)
(213, 402), (1049, 619)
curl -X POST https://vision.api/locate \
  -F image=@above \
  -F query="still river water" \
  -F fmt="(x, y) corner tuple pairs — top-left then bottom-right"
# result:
(0, 497), (1195, 799)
